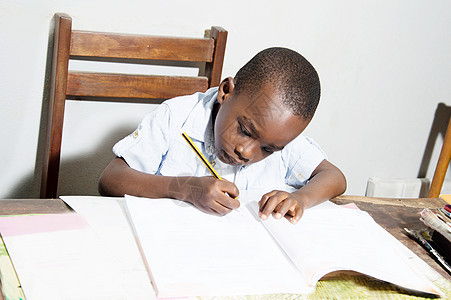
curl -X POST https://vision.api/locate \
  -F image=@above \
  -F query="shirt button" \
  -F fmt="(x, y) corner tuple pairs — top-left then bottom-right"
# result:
(132, 131), (139, 138)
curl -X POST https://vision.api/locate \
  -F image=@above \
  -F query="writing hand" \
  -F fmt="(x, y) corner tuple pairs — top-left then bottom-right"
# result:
(180, 176), (240, 216)
(258, 190), (304, 224)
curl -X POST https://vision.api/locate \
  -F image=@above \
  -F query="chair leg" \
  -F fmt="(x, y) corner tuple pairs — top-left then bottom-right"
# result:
(428, 116), (451, 198)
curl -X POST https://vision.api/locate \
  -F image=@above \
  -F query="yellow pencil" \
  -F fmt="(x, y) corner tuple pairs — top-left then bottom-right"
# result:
(181, 132), (223, 180)
(182, 132), (239, 202)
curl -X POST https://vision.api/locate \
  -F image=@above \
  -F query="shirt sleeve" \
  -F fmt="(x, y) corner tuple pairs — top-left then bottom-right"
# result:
(112, 104), (171, 174)
(283, 135), (327, 188)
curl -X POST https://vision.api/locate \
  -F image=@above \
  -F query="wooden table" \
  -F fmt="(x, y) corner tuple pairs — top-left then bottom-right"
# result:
(0, 195), (450, 299)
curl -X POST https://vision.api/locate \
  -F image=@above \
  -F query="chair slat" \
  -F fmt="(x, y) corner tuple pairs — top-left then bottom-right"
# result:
(66, 72), (209, 99)
(70, 31), (215, 62)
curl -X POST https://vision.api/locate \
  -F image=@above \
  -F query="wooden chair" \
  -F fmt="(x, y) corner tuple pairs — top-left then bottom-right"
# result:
(40, 13), (227, 198)
(428, 116), (451, 198)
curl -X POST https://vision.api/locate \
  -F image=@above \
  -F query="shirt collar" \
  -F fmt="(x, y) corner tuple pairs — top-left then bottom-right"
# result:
(181, 87), (218, 156)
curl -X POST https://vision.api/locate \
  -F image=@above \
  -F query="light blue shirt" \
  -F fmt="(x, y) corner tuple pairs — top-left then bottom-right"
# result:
(113, 88), (327, 193)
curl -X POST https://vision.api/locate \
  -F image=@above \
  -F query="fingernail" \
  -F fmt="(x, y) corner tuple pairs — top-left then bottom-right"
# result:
(260, 213), (267, 220)
(275, 213), (282, 219)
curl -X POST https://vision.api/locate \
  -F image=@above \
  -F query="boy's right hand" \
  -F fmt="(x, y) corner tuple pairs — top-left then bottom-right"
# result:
(170, 176), (240, 216)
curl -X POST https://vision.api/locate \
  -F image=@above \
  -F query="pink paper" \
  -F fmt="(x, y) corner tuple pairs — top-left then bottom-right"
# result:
(0, 213), (87, 237)
(339, 202), (360, 210)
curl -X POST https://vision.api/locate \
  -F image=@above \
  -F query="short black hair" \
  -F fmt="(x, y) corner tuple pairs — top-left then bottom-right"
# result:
(234, 47), (320, 120)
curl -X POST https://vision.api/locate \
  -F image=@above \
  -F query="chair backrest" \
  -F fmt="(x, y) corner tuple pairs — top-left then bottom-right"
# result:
(429, 116), (451, 198)
(40, 13), (227, 198)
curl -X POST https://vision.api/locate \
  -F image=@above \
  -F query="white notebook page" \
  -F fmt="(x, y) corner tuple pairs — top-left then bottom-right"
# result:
(125, 195), (309, 297)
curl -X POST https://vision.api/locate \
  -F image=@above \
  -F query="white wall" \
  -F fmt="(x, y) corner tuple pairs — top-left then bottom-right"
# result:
(1, 0), (451, 198)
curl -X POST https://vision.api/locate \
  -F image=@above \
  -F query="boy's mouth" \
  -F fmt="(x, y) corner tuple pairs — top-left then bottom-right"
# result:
(219, 149), (241, 166)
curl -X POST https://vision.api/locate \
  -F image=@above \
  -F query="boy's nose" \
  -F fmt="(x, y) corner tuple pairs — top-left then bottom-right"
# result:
(236, 142), (257, 163)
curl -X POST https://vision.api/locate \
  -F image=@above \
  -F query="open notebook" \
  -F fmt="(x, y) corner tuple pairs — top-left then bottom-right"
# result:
(125, 192), (442, 298)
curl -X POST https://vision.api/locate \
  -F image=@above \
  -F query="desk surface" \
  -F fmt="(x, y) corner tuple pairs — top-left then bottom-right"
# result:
(0, 195), (450, 298)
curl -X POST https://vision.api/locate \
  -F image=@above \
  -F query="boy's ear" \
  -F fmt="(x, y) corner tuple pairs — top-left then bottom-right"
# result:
(217, 77), (235, 104)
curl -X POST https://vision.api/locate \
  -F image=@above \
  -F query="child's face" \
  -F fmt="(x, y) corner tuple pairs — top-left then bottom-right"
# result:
(214, 78), (310, 166)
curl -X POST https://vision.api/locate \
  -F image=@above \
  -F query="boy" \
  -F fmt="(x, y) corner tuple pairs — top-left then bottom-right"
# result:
(98, 47), (346, 224)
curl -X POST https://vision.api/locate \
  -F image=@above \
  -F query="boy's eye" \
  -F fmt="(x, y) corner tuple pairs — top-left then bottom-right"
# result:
(262, 147), (274, 154)
(239, 123), (251, 137)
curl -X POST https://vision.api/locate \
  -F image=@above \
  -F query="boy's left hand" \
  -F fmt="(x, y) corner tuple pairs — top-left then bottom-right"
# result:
(258, 190), (304, 224)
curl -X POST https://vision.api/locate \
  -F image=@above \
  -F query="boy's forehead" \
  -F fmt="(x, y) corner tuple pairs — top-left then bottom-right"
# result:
(234, 87), (291, 124)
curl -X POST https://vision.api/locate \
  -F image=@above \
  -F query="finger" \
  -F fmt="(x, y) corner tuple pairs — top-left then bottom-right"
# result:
(273, 199), (296, 220)
(219, 180), (240, 200)
(193, 198), (223, 216)
(259, 192), (288, 220)
(286, 207), (296, 218)
(216, 192), (241, 210)
(285, 205), (303, 224)
(206, 207), (227, 216)
(194, 191), (232, 216)
(271, 202), (283, 216)
(209, 200), (233, 216)
(258, 190), (279, 211)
